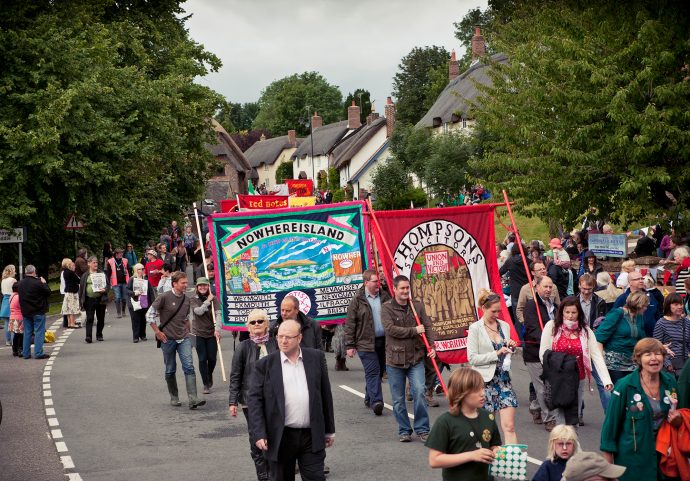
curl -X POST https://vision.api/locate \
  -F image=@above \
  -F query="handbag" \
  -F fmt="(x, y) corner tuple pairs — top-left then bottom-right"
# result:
(156, 296), (186, 348)
(667, 318), (688, 372)
(490, 444), (528, 480)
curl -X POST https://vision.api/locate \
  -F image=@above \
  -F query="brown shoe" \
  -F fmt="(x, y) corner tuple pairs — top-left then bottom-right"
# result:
(544, 420), (557, 432)
(530, 408), (543, 424)
(334, 358), (349, 371)
(425, 391), (440, 407)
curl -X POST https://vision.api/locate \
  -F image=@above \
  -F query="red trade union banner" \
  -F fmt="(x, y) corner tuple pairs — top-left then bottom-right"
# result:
(286, 179), (314, 197)
(373, 204), (516, 364)
(238, 195), (289, 210)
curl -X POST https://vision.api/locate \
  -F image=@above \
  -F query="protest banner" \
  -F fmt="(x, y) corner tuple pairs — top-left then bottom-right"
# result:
(371, 204), (515, 364)
(588, 233), (627, 257)
(209, 201), (369, 329)
(289, 196), (316, 207)
(237, 194), (289, 210)
(286, 179), (314, 197)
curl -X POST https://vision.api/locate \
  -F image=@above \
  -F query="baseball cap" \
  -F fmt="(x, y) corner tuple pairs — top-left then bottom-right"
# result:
(562, 452), (626, 481)
(195, 277), (210, 286)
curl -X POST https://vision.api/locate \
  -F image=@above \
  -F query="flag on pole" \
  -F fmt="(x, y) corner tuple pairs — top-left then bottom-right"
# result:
(248, 180), (256, 195)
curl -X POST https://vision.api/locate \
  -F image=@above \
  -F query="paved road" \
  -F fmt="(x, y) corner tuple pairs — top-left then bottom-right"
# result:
(1, 307), (607, 480)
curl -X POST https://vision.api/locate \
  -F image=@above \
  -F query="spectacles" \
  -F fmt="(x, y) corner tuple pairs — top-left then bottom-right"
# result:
(248, 319), (265, 326)
(556, 441), (574, 448)
(277, 334), (300, 341)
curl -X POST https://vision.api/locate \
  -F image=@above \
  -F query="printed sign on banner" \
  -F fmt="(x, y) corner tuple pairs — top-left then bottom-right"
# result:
(588, 234), (627, 258)
(209, 202), (369, 330)
(286, 179), (314, 197)
(372, 204), (515, 364)
(237, 195), (289, 210)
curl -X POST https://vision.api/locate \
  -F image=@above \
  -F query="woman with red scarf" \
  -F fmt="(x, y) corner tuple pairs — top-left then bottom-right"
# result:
(539, 297), (613, 426)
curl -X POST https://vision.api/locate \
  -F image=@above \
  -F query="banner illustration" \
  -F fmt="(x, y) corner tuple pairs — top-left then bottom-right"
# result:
(209, 202), (369, 329)
(371, 204), (515, 364)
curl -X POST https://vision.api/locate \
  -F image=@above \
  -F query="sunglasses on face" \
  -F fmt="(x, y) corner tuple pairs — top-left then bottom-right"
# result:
(248, 319), (265, 326)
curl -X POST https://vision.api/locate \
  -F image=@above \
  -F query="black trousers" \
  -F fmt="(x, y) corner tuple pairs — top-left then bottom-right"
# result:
(242, 408), (269, 480)
(195, 335), (217, 387)
(129, 306), (148, 340)
(269, 427), (325, 481)
(84, 297), (106, 339)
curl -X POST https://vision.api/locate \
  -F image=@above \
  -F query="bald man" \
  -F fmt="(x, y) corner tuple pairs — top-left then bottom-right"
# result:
(248, 320), (335, 481)
(273, 295), (322, 350)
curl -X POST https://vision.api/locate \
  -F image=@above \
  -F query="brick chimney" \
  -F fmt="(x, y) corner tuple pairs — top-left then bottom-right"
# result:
(384, 97), (396, 138)
(347, 100), (361, 129)
(287, 129), (296, 147)
(366, 106), (380, 126)
(449, 50), (459, 81)
(471, 26), (486, 60)
(311, 111), (322, 130)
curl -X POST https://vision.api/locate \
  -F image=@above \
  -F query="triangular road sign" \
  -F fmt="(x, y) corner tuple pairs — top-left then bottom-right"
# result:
(64, 213), (84, 230)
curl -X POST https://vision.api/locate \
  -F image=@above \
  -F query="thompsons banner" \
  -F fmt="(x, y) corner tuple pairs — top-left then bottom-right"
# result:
(209, 202), (369, 329)
(372, 204), (515, 364)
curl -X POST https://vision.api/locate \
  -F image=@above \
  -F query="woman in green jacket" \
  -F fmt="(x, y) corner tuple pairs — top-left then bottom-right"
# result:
(600, 338), (679, 481)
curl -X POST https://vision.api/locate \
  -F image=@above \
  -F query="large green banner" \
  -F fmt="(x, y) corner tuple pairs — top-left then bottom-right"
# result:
(209, 201), (369, 329)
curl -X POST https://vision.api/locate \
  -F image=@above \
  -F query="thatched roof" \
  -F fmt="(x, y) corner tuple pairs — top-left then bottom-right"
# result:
(291, 120), (350, 159)
(331, 117), (387, 169)
(207, 119), (252, 173)
(416, 53), (508, 129)
(245, 135), (302, 168)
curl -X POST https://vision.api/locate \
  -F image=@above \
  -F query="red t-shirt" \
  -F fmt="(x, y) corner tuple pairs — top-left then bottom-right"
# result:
(145, 259), (164, 287)
(554, 334), (585, 380)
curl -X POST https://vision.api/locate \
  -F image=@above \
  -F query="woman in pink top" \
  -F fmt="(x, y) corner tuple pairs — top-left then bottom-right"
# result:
(9, 283), (23, 357)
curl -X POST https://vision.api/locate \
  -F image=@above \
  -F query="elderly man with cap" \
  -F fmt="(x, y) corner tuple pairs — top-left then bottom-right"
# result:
(229, 309), (277, 481)
(144, 249), (164, 293)
(561, 451), (625, 481)
(190, 276), (220, 394)
(548, 238), (578, 300)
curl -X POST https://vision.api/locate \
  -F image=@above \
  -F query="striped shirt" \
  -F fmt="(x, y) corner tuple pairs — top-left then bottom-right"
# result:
(653, 317), (690, 367)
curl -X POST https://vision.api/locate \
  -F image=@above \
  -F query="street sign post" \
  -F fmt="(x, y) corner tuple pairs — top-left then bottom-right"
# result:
(0, 227), (26, 279)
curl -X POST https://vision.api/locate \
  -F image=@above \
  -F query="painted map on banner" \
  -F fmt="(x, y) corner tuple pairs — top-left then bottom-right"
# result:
(209, 202), (369, 329)
(372, 204), (516, 364)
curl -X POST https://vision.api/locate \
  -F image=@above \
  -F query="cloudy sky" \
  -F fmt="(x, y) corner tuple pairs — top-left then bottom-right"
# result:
(183, 0), (488, 108)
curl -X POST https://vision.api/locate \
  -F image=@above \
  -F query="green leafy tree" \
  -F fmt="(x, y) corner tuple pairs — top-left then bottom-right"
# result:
(253, 72), (343, 137)
(389, 124), (433, 182)
(453, 7), (495, 71)
(327, 167), (340, 191)
(0, 0), (223, 272)
(371, 159), (427, 210)
(425, 134), (474, 201)
(275, 161), (294, 184)
(343, 89), (372, 124)
(392, 46), (450, 125)
(471, 1), (690, 229)
(217, 101), (260, 133)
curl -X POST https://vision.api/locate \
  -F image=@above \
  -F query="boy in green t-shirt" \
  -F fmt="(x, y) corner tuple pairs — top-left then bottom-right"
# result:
(426, 367), (502, 481)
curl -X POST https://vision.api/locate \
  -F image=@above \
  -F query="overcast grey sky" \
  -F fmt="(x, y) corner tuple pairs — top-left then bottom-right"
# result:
(183, 0), (488, 108)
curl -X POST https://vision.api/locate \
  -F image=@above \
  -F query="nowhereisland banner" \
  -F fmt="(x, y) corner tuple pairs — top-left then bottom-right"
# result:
(209, 202), (369, 330)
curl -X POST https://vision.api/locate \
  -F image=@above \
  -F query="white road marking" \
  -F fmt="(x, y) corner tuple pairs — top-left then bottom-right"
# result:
(43, 377), (50, 383)
(43, 383), (51, 389)
(61, 456), (75, 469)
(46, 408), (56, 416)
(52, 429), (63, 439)
(45, 398), (54, 406)
(339, 384), (541, 466)
(55, 441), (68, 452)
(48, 418), (59, 427)
(66, 473), (83, 481)
(44, 390), (52, 397)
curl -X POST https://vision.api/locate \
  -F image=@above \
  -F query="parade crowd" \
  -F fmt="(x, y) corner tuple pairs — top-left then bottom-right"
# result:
(2, 219), (690, 481)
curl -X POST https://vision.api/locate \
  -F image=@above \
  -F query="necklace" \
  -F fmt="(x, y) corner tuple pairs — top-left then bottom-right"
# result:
(483, 321), (501, 342)
(640, 375), (660, 400)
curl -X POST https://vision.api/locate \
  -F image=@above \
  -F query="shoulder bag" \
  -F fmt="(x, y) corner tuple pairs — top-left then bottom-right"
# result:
(156, 296), (186, 348)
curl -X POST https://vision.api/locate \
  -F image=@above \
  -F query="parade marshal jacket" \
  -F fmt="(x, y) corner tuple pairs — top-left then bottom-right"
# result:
(600, 370), (678, 481)
(381, 299), (434, 368)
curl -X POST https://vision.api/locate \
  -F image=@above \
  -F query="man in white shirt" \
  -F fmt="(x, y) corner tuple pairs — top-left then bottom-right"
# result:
(249, 319), (335, 481)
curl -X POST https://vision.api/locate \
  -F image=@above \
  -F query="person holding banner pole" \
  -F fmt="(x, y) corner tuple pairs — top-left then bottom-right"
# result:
(381, 275), (436, 442)
(192, 202), (227, 383)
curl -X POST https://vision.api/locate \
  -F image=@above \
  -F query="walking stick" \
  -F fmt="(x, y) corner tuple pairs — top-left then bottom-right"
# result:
(365, 199), (448, 396)
(193, 203), (227, 382)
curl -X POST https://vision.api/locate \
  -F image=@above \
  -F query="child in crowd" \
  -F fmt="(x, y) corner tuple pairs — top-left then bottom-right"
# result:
(426, 367), (502, 481)
(9, 283), (23, 357)
(532, 425), (581, 481)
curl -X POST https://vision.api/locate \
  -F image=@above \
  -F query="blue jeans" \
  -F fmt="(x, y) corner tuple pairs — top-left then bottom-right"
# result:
(387, 362), (429, 436)
(112, 284), (126, 302)
(23, 314), (46, 358)
(358, 340), (385, 406)
(161, 337), (195, 378)
(2, 318), (12, 344)
(592, 364), (610, 411)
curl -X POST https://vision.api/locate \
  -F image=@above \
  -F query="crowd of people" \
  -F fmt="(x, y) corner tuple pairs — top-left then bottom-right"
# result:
(4, 216), (690, 481)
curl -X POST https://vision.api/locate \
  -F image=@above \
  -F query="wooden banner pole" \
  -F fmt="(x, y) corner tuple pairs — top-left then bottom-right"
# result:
(193, 203), (227, 382)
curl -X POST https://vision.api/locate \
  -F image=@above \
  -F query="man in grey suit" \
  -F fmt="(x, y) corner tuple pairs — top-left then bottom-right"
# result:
(248, 319), (335, 481)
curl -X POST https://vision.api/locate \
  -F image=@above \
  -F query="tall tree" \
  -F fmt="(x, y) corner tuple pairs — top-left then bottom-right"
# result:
(471, 1), (690, 229)
(343, 89), (372, 124)
(253, 72), (343, 137)
(216, 101), (260, 133)
(425, 133), (475, 201)
(371, 159), (427, 210)
(392, 46), (450, 125)
(0, 0), (223, 271)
